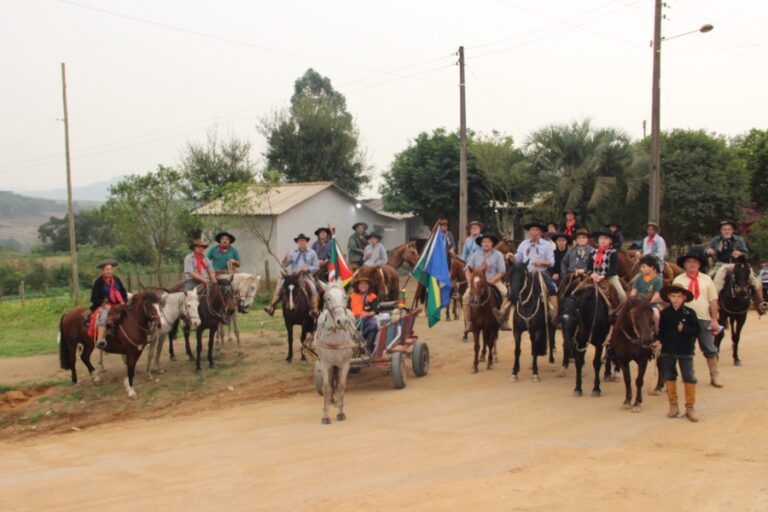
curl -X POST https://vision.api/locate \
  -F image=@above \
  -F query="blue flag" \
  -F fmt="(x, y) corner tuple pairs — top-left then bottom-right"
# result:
(423, 229), (452, 327)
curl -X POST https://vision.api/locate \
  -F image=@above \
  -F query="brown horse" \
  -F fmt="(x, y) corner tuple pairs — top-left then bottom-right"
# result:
(609, 296), (656, 412)
(495, 239), (515, 255)
(355, 264), (400, 301)
(59, 292), (163, 398)
(387, 241), (420, 269)
(279, 273), (316, 363)
(467, 267), (501, 373)
(450, 257), (467, 322)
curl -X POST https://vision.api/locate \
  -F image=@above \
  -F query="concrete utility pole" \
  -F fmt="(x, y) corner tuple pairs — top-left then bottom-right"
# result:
(61, 63), (80, 303)
(458, 46), (468, 252)
(648, 0), (663, 225)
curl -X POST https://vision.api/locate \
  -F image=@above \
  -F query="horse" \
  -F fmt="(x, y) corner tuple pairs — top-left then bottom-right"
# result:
(495, 239), (515, 255)
(609, 296), (656, 412)
(387, 241), (420, 269)
(467, 267), (501, 373)
(450, 257), (467, 323)
(215, 273), (262, 355)
(58, 292), (164, 398)
(144, 289), (201, 379)
(280, 273), (316, 363)
(507, 261), (554, 382)
(715, 258), (752, 366)
(168, 279), (238, 372)
(314, 281), (357, 424)
(354, 264), (400, 301)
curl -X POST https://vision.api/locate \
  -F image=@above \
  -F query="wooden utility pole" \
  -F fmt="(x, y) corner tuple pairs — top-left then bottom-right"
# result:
(458, 46), (468, 252)
(648, 0), (663, 224)
(61, 63), (80, 303)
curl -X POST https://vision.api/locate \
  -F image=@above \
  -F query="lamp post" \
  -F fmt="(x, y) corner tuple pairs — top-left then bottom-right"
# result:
(648, 0), (713, 224)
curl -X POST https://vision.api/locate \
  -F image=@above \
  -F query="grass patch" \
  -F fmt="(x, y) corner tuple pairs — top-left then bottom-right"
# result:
(0, 378), (69, 393)
(0, 296), (79, 357)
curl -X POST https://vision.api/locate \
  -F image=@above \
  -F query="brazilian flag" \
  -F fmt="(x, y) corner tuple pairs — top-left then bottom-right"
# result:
(411, 229), (451, 327)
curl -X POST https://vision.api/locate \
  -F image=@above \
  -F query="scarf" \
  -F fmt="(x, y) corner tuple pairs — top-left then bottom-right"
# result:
(647, 234), (655, 247)
(564, 219), (576, 236)
(105, 277), (124, 304)
(194, 253), (208, 273)
(217, 245), (230, 254)
(686, 271), (700, 300)
(594, 245), (609, 267)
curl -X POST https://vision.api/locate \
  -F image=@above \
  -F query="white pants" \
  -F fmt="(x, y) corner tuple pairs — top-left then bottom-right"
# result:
(607, 276), (627, 304)
(272, 274), (318, 298)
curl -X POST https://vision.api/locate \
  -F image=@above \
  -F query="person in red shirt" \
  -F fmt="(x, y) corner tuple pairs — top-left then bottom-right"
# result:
(349, 278), (379, 352)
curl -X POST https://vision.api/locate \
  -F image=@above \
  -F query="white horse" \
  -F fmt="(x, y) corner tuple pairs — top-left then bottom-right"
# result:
(215, 273), (262, 355)
(315, 281), (359, 425)
(144, 289), (202, 379)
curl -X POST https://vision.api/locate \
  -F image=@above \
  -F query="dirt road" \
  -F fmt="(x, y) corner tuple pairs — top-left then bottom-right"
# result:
(1, 314), (767, 511)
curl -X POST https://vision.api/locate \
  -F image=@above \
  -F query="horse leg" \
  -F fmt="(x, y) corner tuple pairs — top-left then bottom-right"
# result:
(573, 349), (584, 397)
(548, 321), (556, 366)
(208, 327), (217, 368)
(620, 361), (632, 409)
(336, 360), (351, 421)
(154, 334), (166, 374)
(233, 313), (244, 356)
(81, 342), (99, 384)
(285, 322), (294, 363)
(145, 336), (156, 380)
(98, 348), (105, 372)
(511, 329), (522, 381)
(485, 329), (494, 370)
(732, 315), (744, 366)
(472, 330), (480, 373)
(168, 320), (178, 361)
(493, 332), (499, 364)
(195, 328), (204, 373)
(531, 354), (539, 382)
(124, 351), (138, 399)
(321, 362), (332, 424)
(531, 330), (542, 381)
(632, 359), (648, 412)
(592, 344), (604, 397)
(184, 321), (194, 361)
(299, 326), (308, 363)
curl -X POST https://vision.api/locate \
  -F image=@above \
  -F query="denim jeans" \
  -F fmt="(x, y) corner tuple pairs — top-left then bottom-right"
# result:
(696, 320), (718, 358)
(661, 354), (697, 384)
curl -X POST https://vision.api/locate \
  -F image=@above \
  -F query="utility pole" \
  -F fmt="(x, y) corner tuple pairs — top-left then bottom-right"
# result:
(642, 119), (647, 139)
(61, 63), (80, 303)
(648, 0), (663, 224)
(458, 46), (468, 252)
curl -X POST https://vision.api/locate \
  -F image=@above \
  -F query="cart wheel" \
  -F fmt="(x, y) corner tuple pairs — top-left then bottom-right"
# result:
(391, 352), (407, 389)
(314, 361), (323, 395)
(412, 342), (430, 377)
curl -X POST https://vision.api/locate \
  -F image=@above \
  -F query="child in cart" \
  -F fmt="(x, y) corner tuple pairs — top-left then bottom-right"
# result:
(349, 277), (380, 353)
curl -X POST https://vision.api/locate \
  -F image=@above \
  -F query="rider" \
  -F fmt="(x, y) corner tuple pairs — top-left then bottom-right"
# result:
(206, 231), (241, 273)
(561, 228), (595, 276)
(605, 223), (624, 251)
(544, 222), (559, 247)
(349, 277), (379, 353)
(312, 227), (332, 279)
(264, 233), (320, 317)
(438, 218), (457, 258)
(463, 233), (507, 333)
(90, 259), (129, 349)
(706, 220), (766, 315)
(587, 229), (627, 304)
(560, 209), (582, 239)
(641, 221), (667, 274)
(347, 222), (368, 267)
(549, 232), (570, 284)
(630, 254), (663, 332)
(461, 221), (483, 261)
(363, 232), (387, 266)
(184, 239), (216, 291)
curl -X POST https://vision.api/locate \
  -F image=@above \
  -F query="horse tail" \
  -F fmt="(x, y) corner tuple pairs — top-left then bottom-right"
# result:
(58, 315), (73, 370)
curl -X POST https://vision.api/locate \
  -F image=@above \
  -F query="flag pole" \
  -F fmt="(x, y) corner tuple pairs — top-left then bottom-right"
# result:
(404, 218), (443, 308)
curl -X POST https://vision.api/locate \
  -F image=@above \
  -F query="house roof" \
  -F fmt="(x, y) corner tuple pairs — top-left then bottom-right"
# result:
(361, 198), (413, 220)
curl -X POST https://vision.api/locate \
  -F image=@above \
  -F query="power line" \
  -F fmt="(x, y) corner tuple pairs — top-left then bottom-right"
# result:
(465, 64), (522, 133)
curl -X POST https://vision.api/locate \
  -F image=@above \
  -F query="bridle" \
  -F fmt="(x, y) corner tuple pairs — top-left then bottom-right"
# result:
(469, 275), (491, 308)
(118, 296), (161, 349)
(203, 282), (236, 322)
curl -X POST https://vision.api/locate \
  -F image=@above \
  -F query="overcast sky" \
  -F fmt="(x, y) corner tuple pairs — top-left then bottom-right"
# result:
(1, 0), (767, 196)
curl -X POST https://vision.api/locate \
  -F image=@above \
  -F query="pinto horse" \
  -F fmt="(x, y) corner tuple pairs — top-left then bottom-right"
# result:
(715, 258), (752, 366)
(467, 267), (501, 373)
(59, 292), (163, 398)
(280, 273), (316, 363)
(609, 296), (656, 412)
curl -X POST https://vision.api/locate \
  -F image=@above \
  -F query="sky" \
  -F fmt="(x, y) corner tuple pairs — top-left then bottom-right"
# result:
(1, 0), (767, 197)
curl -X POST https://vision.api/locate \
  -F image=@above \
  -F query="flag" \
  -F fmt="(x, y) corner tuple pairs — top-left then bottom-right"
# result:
(412, 229), (451, 327)
(328, 236), (354, 286)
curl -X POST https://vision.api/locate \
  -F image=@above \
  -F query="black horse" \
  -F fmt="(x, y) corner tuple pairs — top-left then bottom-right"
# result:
(507, 261), (554, 382)
(281, 273), (316, 363)
(715, 258), (752, 366)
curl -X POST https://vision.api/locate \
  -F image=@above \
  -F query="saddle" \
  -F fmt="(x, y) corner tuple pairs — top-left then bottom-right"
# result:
(573, 280), (619, 315)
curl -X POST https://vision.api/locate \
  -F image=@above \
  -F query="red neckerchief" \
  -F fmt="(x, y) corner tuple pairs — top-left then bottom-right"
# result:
(105, 277), (124, 304)
(217, 245), (229, 254)
(686, 271), (700, 300)
(564, 219), (576, 236)
(647, 233), (655, 246)
(194, 253), (208, 273)
(594, 245), (609, 267)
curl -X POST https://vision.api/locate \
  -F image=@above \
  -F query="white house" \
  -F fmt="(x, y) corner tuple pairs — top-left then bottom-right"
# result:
(195, 182), (425, 277)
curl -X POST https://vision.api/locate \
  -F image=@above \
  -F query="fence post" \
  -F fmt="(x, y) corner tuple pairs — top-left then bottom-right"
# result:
(264, 260), (271, 290)
(19, 280), (25, 308)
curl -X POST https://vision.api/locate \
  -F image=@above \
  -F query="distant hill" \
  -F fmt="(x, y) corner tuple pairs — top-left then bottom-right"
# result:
(18, 176), (123, 202)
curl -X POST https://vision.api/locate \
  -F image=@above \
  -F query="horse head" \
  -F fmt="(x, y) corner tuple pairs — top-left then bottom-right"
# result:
(468, 267), (488, 306)
(403, 241), (420, 267)
(730, 259), (752, 298)
(626, 296), (656, 346)
(319, 280), (348, 329)
(183, 288), (202, 328)
(214, 278), (238, 319)
(136, 291), (163, 333)
(282, 274), (301, 311)
(236, 274), (262, 313)
(506, 259), (527, 301)
(559, 295), (580, 354)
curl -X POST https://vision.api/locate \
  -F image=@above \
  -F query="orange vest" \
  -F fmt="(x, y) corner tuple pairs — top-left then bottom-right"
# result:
(350, 292), (377, 317)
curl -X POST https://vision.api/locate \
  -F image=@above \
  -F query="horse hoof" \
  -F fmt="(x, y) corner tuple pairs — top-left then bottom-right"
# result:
(169, 355), (177, 362)
(209, 362), (215, 368)
(321, 418), (331, 425)
(195, 367), (202, 374)
(604, 374), (615, 382)
(237, 350), (246, 357)
(128, 390), (137, 399)
(556, 367), (566, 378)
(92, 374), (101, 384)
(301, 358), (308, 364)
(336, 413), (346, 421)
(622, 401), (631, 410)
(649, 387), (662, 396)
(591, 390), (602, 397)
(631, 404), (642, 413)
(532, 375), (540, 382)
(285, 358), (292, 364)
(734, 359), (742, 367)
(472, 367), (479, 374)
(510, 374), (519, 382)
(573, 390), (583, 397)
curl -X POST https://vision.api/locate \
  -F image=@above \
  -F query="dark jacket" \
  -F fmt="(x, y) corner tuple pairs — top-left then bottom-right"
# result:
(611, 231), (624, 251)
(658, 305), (701, 356)
(550, 248), (568, 278)
(559, 221), (582, 237)
(90, 276), (129, 311)
(587, 249), (618, 277)
(708, 234), (749, 263)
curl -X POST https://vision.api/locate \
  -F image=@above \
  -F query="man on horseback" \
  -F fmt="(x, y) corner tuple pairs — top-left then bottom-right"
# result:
(641, 221), (667, 273)
(438, 218), (457, 258)
(265, 233), (320, 317)
(90, 259), (129, 349)
(206, 231), (240, 273)
(549, 232), (570, 283)
(560, 209), (582, 239)
(463, 233), (507, 333)
(461, 221), (483, 260)
(587, 229), (627, 305)
(347, 222), (368, 267)
(605, 223), (624, 251)
(363, 232), (387, 266)
(184, 239), (217, 291)
(707, 220), (766, 315)
(312, 227), (332, 280)
(349, 277), (379, 353)
(561, 228), (595, 276)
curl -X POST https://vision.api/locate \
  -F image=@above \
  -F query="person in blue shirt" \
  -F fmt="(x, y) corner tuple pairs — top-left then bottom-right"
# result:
(206, 231), (241, 273)
(463, 232), (506, 333)
(265, 233), (320, 317)
(461, 221), (483, 261)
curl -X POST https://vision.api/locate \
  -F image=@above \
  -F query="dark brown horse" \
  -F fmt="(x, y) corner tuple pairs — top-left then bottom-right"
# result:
(467, 267), (500, 373)
(609, 296), (656, 412)
(280, 273), (316, 363)
(355, 264), (400, 301)
(387, 241), (420, 269)
(450, 257), (467, 323)
(715, 258), (752, 366)
(59, 292), (162, 398)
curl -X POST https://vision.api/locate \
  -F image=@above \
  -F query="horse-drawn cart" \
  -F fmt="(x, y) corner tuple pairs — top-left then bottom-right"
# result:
(310, 306), (429, 391)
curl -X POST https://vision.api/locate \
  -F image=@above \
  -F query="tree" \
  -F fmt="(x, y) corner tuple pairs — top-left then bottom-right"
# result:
(260, 68), (369, 195)
(748, 213), (768, 264)
(101, 166), (193, 285)
(181, 129), (256, 205)
(37, 210), (114, 252)
(731, 128), (768, 210)
(380, 128), (491, 230)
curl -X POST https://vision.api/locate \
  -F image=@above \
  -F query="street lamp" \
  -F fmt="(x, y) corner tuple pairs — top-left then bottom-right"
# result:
(648, 0), (713, 224)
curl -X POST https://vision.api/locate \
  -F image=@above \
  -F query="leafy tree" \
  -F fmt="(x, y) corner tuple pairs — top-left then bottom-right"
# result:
(260, 68), (369, 195)
(181, 130), (255, 205)
(748, 213), (768, 264)
(380, 128), (491, 230)
(37, 210), (114, 252)
(731, 128), (768, 210)
(100, 166), (193, 286)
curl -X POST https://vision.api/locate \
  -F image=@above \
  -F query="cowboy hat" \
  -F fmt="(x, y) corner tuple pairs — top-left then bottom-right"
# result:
(352, 222), (368, 231)
(551, 232), (570, 243)
(660, 284), (694, 303)
(467, 220), (483, 229)
(438, 218), (450, 226)
(592, 229), (617, 241)
(677, 247), (707, 269)
(563, 208), (578, 216)
(293, 233), (311, 242)
(546, 221), (559, 229)
(96, 258), (119, 269)
(604, 223), (622, 230)
(352, 276), (371, 288)
(574, 228), (590, 238)
(189, 239), (209, 249)
(645, 221), (660, 230)
(314, 227), (331, 237)
(523, 221), (546, 231)
(214, 231), (236, 244)
(475, 232), (499, 246)
(719, 220), (737, 229)
(366, 232), (383, 241)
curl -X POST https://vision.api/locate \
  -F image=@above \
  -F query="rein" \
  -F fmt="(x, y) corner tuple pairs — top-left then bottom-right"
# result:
(202, 283), (234, 322)
(116, 298), (158, 349)
(720, 268), (751, 316)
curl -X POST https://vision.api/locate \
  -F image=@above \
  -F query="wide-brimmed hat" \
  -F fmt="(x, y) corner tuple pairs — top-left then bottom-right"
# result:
(677, 247), (707, 269)
(214, 231), (236, 244)
(592, 229), (617, 241)
(189, 239), (208, 249)
(574, 228), (590, 238)
(524, 221), (546, 231)
(366, 232), (382, 241)
(660, 284), (694, 303)
(604, 223), (622, 230)
(352, 222), (368, 231)
(719, 220), (737, 229)
(438, 218), (449, 226)
(96, 258), (119, 269)
(352, 277), (371, 290)
(314, 227), (331, 237)
(475, 232), (499, 246)
(645, 221), (660, 230)
(563, 208), (578, 216)
(467, 220), (483, 229)
(551, 232), (570, 243)
(293, 233), (311, 242)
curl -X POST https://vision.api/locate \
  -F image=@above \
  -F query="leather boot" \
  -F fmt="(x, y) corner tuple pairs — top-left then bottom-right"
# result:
(311, 295), (320, 317)
(706, 357), (723, 388)
(493, 299), (513, 331)
(665, 381), (679, 418)
(463, 304), (472, 333)
(684, 382), (698, 422)
(264, 296), (279, 316)
(95, 326), (107, 349)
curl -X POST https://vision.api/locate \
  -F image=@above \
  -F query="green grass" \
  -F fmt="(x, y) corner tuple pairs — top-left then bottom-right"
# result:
(0, 296), (78, 357)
